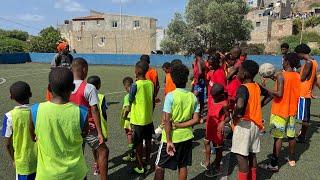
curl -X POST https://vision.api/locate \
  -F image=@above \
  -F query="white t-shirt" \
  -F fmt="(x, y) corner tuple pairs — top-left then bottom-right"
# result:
(72, 80), (99, 106)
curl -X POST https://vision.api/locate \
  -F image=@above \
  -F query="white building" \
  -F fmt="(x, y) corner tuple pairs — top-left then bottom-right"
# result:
(156, 27), (166, 51)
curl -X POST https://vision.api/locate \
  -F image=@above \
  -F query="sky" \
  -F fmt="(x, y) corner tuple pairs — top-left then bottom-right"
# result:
(0, 0), (186, 35)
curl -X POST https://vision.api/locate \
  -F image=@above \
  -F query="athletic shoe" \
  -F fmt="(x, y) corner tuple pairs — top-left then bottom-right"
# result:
(205, 168), (222, 178)
(200, 162), (209, 171)
(259, 163), (279, 172)
(93, 163), (99, 176)
(122, 155), (136, 162)
(296, 135), (306, 143)
(133, 167), (145, 174)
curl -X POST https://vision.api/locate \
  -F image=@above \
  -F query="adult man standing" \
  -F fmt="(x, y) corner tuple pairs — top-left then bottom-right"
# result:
(51, 41), (73, 69)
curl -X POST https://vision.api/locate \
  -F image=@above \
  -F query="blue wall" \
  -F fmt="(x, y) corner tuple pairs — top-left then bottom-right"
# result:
(1, 53), (320, 69)
(29, 53), (194, 67)
(0, 53), (31, 64)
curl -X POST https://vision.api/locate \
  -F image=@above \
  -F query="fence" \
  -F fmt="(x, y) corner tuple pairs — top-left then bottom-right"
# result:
(0, 53), (31, 64)
(30, 53), (194, 67)
(1, 53), (320, 69)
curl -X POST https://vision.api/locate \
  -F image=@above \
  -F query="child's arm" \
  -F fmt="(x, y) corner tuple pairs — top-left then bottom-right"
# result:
(82, 116), (89, 138)
(123, 105), (130, 119)
(218, 106), (231, 134)
(163, 112), (175, 156)
(300, 60), (312, 82)
(5, 137), (14, 161)
(29, 115), (36, 142)
(233, 85), (247, 119)
(101, 96), (108, 121)
(172, 113), (199, 129)
(227, 67), (238, 81)
(91, 105), (104, 143)
(262, 73), (284, 98)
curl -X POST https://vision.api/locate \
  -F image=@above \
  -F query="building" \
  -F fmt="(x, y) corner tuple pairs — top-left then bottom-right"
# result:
(156, 27), (166, 51)
(58, 10), (157, 54)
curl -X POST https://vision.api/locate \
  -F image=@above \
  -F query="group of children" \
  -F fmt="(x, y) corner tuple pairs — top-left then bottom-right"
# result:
(2, 42), (319, 180)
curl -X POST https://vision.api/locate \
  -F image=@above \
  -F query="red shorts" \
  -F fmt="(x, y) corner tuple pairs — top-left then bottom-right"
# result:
(205, 116), (223, 145)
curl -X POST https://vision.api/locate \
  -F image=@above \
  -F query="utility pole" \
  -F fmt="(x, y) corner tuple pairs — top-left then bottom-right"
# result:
(120, 0), (123, 54)
(300, 16), (305, 44)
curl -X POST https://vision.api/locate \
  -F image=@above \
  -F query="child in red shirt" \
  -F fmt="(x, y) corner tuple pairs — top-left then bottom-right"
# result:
(202, 83), (230, 177)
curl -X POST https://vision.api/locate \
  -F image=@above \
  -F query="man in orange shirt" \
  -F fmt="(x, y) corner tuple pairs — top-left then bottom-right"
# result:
(140, 55), (160, 100)
(295, 44), (318, 143)
(260, 53), (301, 171)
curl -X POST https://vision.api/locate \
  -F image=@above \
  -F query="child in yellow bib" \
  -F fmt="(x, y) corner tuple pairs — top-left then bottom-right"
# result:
(155, 63), (200, 180)
(2, 81), (37, 180)
(29, 68), (89, 180)
(121, 77), (135, 162)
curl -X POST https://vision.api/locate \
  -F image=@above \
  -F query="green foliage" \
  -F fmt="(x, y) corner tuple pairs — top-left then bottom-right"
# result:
(309, 3), (320, 9)
(0, 29), (29, 41)
(243, 44), (265, 55)
(161, 0), (252, 54)
(281, 32), (320, 55)
(0, 37), (28, 53)
(293, 17), (320, 35)
(29, 26), (61, 53)
(305, 16), (320, 28)
(0, 29), (29, 53)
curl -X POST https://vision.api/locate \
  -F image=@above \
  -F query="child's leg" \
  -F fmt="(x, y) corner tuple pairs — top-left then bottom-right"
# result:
(97, 144), (109, 180)
(236, 154), (249, 173)
(178, 167), (187, 180)
(203, 139), (211, 167)
(135, 142), (144, 169)
(248, 153), (257, 180)
(93, 149), (98, 162)
(272, 138), (282, 166)
(145, 139), (152, 166)
(214, 147), (223, 170)
(288, 137), (296, 161)
(154, 166), (165, 180)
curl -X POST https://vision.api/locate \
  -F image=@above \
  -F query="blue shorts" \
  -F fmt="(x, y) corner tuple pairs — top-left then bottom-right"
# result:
(17, 173), (36, 180)
(297, 97), (311, 123)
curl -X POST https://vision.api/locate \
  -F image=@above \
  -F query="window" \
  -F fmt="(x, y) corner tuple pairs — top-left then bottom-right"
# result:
(256, 22), (261, 27)
(97, 20), (100, 25)
(101, 37), (106, 43)
(112, 21), (118, 28)
(81, 21), (85, 26)
(278, 24), (283, 31)
(77, 36), (82, 41)
(133, 20), (140, 28)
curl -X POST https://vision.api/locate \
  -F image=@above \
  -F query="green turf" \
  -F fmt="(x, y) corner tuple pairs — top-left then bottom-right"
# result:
(0, 63), (319, 180)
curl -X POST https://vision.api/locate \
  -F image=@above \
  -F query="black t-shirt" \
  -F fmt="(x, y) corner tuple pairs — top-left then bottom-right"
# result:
(234, 84), (268, 116)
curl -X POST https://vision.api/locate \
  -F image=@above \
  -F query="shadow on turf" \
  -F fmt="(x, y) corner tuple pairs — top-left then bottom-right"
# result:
(257, 119), (319, 180)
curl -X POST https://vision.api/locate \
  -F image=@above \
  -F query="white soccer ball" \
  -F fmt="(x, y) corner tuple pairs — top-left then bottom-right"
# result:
(259, 63), (275, 78)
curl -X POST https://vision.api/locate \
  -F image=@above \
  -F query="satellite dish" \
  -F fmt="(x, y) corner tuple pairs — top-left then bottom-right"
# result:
(97, 42), (105, 47)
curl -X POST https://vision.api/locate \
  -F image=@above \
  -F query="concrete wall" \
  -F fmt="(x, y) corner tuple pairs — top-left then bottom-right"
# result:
(248, 16), (272, 44)
(271, 19), (293, 40)
(59, 12), (157, 54)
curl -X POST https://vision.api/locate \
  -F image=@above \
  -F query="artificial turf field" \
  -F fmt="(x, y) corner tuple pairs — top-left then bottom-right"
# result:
(0, 62), (320, 180)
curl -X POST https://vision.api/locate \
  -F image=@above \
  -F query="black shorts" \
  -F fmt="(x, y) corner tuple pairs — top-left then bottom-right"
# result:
(155, 139), (193, 170)
(132, 123), (154, 146)
(297, 97), (311, 123)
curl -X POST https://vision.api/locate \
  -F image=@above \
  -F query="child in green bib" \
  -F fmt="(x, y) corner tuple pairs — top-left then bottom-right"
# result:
(121, 76), (135, 162)
(2, 81), (37, 180)
(29, 68), (89, 180)
(154, 63), (200, 180)
(129, 60), (154, 174)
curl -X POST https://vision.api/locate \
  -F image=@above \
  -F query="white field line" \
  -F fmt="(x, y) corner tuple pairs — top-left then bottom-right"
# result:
(0, 78), (6, 84)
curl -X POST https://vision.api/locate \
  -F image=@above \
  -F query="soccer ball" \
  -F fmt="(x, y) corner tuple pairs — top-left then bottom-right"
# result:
(259, 63), (275, 78)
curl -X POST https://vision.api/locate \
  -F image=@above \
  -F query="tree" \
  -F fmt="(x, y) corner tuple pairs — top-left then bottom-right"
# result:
(30, 26), (61, 53)
(281, 32), (320, 55)
(0, 37), (28, 53)
(161, 0), (252, 54)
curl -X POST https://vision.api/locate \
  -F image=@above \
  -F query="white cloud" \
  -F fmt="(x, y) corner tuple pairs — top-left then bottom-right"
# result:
(54, 0), (87, 12)
(16, 14), (45, 22)
(111, 0), (154, 4)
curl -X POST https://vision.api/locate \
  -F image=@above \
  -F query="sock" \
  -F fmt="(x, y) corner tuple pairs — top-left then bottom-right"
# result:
(128, 143), (134, 157)
(248, 168), (256, 180)
(238, 171), (248, 180)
